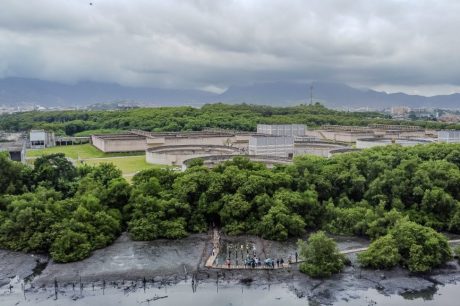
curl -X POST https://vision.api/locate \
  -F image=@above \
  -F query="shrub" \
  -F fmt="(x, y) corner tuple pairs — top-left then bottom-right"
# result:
(298, 231), (345, 278)
(358, 234), (400, 269)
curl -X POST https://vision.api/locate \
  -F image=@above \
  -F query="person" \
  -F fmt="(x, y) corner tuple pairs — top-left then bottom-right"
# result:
(212, 248), (215, 256)
(276, 258), (280, 268)
(227, 259), (231, 269)
(295, 251), (298, 263)
(280, 258), (284, 267)
(271, 260), (275, 269)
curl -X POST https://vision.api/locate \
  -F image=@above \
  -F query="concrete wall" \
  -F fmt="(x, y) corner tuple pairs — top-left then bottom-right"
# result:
(438, 130), (460, 143)
(30, 130), (55, 149)
(257, 124), (307, 136)
(249, 136), (294, 157)
(294, 143), (347, 157)
(103, 138), (146, 152)
(356, 138), (432, 149)
(182, 154), (292, 170)
(91, 135), (147, 152)
(319, 130), (373, 143)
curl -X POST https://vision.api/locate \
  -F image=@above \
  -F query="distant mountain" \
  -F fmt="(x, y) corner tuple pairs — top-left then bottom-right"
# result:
(220, 81), (460, 109)
(1, 77), (460, 109)
(0, 77), (217, 107)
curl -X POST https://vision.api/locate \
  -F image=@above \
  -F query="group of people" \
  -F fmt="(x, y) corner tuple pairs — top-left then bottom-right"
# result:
(212, 240), (299, 270)
(216, 252), (299, 269)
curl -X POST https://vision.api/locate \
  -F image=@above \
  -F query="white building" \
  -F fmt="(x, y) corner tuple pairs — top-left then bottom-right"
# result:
(257, 124), (307, 137)
(30, 130), (55, 149)
(249, 136), (294, 158)
(438, 130), (460, 143)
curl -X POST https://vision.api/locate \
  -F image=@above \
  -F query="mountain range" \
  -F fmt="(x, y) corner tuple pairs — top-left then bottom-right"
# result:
(1, 77), (460, 109)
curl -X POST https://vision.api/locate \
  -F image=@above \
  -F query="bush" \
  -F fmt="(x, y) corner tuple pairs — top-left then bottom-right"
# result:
(391, 219), (452, 272)
(358, 234), (400, 269)
(298, 231), (345, 278)
(454, 245), (460, 260)
(50, 229), (92, 262)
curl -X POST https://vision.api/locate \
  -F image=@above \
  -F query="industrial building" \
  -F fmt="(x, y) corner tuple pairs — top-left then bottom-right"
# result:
(257, 124), (307, 137)
(438, 130), (460, 143)
(314, 124), (429, 143)
(248, 136), (294, 158)
(29, 130), (55, 149)
(91, 130), (254, 153)
(0, 141), (26, 162)
(91, 133), (147, 153)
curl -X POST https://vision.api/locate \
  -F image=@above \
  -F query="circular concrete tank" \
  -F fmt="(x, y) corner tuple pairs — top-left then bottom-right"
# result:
(146, 145), (242, 166)
(356, 138), (432, 149)
(182, 154), (292, 170)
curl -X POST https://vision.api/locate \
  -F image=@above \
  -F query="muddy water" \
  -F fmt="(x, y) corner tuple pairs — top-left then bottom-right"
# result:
(1, 279), (459, 306)
(1, 233), (460, 305)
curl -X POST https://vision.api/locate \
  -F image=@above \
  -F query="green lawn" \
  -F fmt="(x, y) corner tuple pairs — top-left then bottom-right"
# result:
(82, 156), (167, 176)
(26, 144), (144, 159)
(26, 144), (171, 181)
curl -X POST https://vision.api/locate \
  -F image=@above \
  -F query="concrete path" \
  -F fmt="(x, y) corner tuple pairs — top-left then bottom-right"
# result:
(205, 229), (220, 268)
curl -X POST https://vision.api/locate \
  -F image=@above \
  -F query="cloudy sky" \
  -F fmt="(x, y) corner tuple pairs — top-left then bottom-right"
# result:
(1, 0), (460, 96)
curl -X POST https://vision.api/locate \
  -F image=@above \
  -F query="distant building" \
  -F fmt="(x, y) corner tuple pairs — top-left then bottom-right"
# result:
(249, 136), (294, 158)
(438, 130), (460, 143)
(29, 129), (55, 149)
(391, 106), (411, 119)
(438, 114), (460, 123)
(257, 124), (307, 137)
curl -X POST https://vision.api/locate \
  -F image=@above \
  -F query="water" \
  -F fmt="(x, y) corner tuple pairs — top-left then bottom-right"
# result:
(1, 279), (459, 306)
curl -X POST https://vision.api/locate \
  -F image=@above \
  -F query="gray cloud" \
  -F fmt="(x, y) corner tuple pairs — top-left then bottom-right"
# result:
(1, 0), (460, 95)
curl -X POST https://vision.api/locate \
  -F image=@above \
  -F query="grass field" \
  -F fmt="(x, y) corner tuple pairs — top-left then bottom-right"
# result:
(82, 156), (167, 177)
(26, 144), (171, 180)
(26, 144), (144, 159)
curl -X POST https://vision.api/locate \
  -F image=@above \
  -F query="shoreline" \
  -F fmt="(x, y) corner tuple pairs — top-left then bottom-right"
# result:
(1, 232), (459, 305)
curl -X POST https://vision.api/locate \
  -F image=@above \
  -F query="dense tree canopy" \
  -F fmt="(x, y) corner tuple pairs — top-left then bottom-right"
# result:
(3, 103), (458, 136)
(1, 141), (460, 269)
(0, 155), (129, 262)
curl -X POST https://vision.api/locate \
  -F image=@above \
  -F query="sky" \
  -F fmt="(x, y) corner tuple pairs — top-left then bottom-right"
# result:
(1, 0), (460, 96)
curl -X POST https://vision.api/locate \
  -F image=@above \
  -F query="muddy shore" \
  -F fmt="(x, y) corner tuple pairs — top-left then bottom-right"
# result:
(1, 232), (459, 305)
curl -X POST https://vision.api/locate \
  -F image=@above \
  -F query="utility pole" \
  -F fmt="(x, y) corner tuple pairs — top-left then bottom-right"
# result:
(310, 84), (314, 105)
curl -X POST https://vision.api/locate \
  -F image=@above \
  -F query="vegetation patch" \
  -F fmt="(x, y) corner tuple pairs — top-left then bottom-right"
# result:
(26, 144), (144, 160)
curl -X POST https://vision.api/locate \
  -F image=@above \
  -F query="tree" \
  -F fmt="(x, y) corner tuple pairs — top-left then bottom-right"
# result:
(32, 154), (77, 195)
(0, 152), (31, 195)
(358, 234), (400, 269)
(298, 231), (345, 278)
(50, 228), (92, 262)
(89, 163), (122, 187)
(389, 219), (452, 272)
(258, 203), (305, 240)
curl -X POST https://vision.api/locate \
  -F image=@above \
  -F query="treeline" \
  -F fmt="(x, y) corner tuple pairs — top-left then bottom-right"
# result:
(1, 143), (460, 272)
(2, 103), (459, 136)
